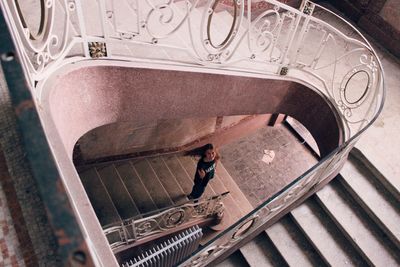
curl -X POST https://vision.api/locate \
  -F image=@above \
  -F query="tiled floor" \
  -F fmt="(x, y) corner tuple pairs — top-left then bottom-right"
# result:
(220, 124), (317, 207)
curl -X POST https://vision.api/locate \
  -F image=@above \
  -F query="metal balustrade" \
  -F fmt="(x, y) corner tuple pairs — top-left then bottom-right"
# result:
(0, 0), (384, 141)
(104, 192), (228, 252)
(0, 0), (385, 266)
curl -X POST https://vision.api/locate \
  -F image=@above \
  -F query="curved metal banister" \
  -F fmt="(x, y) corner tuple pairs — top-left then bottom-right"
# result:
(103, 191), (229, 251)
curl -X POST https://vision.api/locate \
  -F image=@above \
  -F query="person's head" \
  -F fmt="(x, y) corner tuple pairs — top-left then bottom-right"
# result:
(202, 143), (216, 161)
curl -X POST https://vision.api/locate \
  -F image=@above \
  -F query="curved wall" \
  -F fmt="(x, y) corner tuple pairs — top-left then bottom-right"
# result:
(49, 66), (342, 159)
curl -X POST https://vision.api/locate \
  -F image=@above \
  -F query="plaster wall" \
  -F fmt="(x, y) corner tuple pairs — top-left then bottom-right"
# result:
(49, 66), (341, 161)
(77, 117), (236, 160)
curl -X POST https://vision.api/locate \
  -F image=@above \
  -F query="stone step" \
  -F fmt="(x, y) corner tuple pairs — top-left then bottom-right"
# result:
(147, 157), (186, 205)
(79, 168), (120, 226)
(216, 251), (250, 267)
(340, 155), (400, 248)
(239, 232), (289, 267)
(96, 165), (140, 220)
(162, 155), (194, 196)
(114, 162), (158, 214)
(316, 180), (400, 266)
(351, 148), (400, 203)
(265, 216), (327, 267)
(216, 163), (254, 215)
(131, 159), (173, 209)
(177, 155), (216, 198)
(290, 198), (367, 266)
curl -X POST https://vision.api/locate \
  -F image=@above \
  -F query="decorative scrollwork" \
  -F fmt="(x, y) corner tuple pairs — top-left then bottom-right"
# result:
(145, 0), (192, 39)
(232, 216), (258, 240)
(103, 193), (228, 250)
(136, 219), (156, 234)
(5, 0), (73, 82)
(165, 209), (185, 227)
(193, 202), (208, 216)
(250, 8), (281, 55)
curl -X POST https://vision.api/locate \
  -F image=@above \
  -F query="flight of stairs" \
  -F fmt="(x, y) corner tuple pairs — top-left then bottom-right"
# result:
(78, 153), (253, 239)
(217, 151), (400, 267)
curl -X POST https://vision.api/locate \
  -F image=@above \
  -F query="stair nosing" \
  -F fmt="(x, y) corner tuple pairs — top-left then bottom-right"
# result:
(315, 183), (399, 267)
(128, 161), (158, 210)
(145, 158), (175, 205)
(338, 173), (400, 249)
(94, 167), (122, 222)
(112, 164), (141, 219)
(161, 156), (187, 197)
(290, 199), (365, 267)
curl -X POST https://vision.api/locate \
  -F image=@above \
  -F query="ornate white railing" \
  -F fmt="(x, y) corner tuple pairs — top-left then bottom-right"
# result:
(0, 0), (385, 266)
(104, 192), (227, 252)
(0, 0), (384, 140)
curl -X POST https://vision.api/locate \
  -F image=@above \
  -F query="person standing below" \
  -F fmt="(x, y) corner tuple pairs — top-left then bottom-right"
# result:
(187, 143), (219, 200)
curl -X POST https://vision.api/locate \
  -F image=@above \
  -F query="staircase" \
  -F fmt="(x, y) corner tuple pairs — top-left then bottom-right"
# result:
(217, 150), (400, 266)
(78, 153), (253, 245)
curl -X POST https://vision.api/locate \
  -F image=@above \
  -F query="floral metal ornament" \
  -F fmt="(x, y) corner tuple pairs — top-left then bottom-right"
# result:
(302, 1), (315, 15)
(280, 66), (288, 75)
(88, 42), (107, 58)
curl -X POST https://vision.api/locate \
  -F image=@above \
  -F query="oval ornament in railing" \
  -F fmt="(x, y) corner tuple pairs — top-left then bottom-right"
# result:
(232, 216), (258, 240)
(206, 0), (240, 50)
(341, 69), (371, 108)
(14, 0), (49, 41)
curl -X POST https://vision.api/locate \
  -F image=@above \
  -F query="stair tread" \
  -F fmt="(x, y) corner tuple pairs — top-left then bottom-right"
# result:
(340, 158), (400, 247)
(147, 157), (187, 205)
(96, 165), (140, 220)
(132, 159), (173, 209)
(217, 162), (254, 214)
(291, 199), (367, 266)
(316, 181), (400, 266)
(114, 162), (158, 214)
(265, 217), (326, 267)
(352, 147), (400, 202)
(162, 155), (195, 196)
(79, 168), (120, 226)
(240, 233), (288, 267)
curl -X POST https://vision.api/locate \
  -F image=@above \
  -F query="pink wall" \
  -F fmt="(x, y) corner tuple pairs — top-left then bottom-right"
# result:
(49, 66), (342, 159)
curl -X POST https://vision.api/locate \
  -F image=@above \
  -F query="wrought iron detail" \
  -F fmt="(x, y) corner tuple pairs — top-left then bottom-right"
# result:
(103, 192), (228, 251)
(280, 66), (288, 75)
(0, 0), (383, 140)
(302, 1), (315, 15)
(206, 0), (238, 49)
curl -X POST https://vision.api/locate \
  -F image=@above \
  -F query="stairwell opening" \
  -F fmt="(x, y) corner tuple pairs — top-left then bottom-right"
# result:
(46, 65), (344, 262)
(72, 112), (321, 258)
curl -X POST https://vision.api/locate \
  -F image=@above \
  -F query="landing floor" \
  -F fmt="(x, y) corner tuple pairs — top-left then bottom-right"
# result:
(220, 123), (317, 207)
